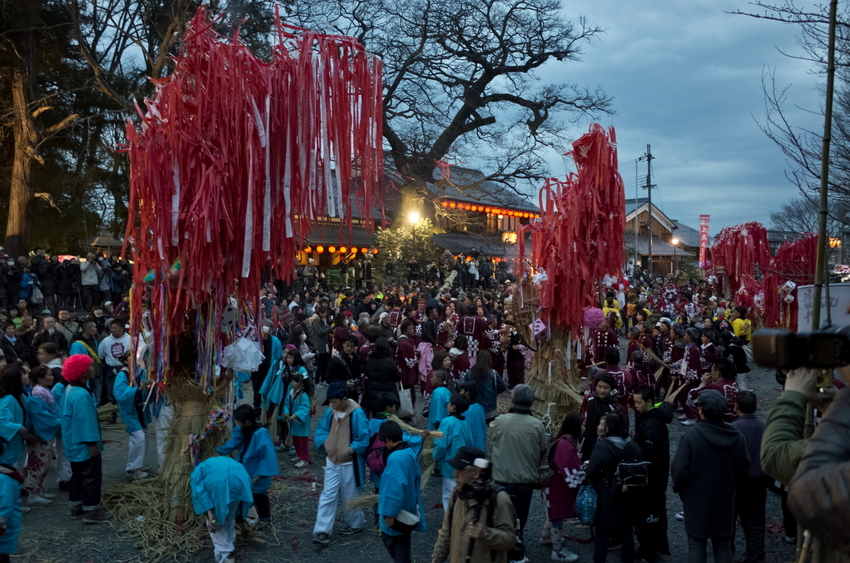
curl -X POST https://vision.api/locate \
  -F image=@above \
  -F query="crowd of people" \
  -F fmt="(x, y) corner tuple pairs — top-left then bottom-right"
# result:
(0, 253), (848, 563)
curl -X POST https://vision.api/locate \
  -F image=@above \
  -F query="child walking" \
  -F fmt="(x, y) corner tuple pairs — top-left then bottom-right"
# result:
(432, 393), (473, 512)
(216, 405), (279, 521)
(113, 353), (151, 479)
(458, 382), (487, 451)
(283, 368), (314, 468)
(427, 370), (452, 431)
(24, 365), (61, 506)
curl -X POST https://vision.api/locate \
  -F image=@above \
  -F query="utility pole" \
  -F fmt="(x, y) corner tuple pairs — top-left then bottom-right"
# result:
(639, 145), (655, 276)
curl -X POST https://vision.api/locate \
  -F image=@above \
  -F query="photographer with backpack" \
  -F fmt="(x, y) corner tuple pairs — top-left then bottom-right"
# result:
(585, 412), (642, 563)
(431, 447), (517, 563)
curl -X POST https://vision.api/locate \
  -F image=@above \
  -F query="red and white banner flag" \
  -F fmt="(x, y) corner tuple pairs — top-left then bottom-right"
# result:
(699, 214), (710, 268)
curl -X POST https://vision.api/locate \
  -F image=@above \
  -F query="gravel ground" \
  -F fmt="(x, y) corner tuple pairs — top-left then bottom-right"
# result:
(15, 357), (799, 563)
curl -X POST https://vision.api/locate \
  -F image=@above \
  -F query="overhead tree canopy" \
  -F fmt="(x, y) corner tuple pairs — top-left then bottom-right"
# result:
(286, 0), (613, 213)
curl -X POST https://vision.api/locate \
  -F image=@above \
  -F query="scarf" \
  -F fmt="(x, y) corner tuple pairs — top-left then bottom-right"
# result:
(32, 384), (54, 408)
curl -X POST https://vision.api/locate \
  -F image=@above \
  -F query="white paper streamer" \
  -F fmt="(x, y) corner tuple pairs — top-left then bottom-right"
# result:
(242, 143), (254, 278)
(171, 159), (180, 246)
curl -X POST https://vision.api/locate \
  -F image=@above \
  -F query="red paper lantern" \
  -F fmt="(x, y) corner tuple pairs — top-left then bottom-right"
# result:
(329, 246), (336, 253)
(304, 246), (312, 253)
(372, 248), (379, 254)
(340, 246), (347, 253)
(441, 201), (448, 207)
(317, 245), (324, 253)
(360, 247), (368, 254)
(449, 202), (456, 208)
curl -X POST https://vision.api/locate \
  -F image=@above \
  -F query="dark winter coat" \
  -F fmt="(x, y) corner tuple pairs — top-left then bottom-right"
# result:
(581, 392), (627, 461)
(37, 262), (58, 296)
(363, 355), (400, 413)
(586, 436), (642, 530)
(671, 419), (750, 538)
(56, 262), (78, 295)
(633, 402), (673, 510)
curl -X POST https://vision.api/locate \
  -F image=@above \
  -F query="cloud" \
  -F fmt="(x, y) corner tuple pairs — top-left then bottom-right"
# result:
(540, 0), (825, 231)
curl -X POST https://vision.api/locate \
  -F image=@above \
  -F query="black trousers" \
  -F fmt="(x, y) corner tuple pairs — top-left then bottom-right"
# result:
(634, 491), (670, 558)
(69, 455), (102, 509)
(382, 532), (412, 563)
(735, 476), (767, 563)
(253, 492), (271, 520)
(497, 482), (534, 540)
(250, 370), (264, 411)
(316, 353), (330, 383)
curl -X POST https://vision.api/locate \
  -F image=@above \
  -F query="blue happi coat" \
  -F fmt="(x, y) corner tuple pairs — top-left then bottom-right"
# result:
(256, 336), (284, 407)
(428, 387), (451, 431)
(282, 388), (312, 437)
(315, 403), (370, 486)
(61, 385), (103, 462)
(368, 416), (424, 489)
(113, 369), (151, 434)
(190, 456), (254, 523)
(51, 382), (65, 439)
(216, 426), (279, 494)
(0, 396), (27, 467)
(0, 467), (22, 554)
(25, 393), (60, 442)
(465, 402), (487, 451)
(432, 414), (472, 477)
(379, 444), (427, 536)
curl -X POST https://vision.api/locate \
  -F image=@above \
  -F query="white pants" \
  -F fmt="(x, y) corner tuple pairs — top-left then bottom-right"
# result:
(155, 403), (174, 469)
(54, 439), (72, 482)
(126, 429), (146, 472)
(442, 477), (456, 512)
(210, 509), (237, 563)
(313, 458), (364, 534)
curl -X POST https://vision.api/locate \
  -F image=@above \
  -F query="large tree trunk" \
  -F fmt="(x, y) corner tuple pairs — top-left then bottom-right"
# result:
(7, 11), (41, 258)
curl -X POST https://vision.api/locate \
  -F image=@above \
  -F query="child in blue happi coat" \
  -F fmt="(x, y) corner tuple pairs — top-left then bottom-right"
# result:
(282, 364), (314, 468)
(428, 370), (452, 431)
(190, 456), (254, 563)
(377, 421), (427, 563)
(274, 347), (309, 453)
(458, 381), (487, 451)
(23, 366), (61, 506)
(216, 404), (279, 521)
(432, 393), (472, 512)
(0, 440), (24, 563)
(113, 353), (152, 480)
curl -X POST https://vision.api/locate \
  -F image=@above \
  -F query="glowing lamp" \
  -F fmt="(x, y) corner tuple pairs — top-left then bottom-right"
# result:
(372, 248), (379, 254)
(340, 246), (347, 253)
(317, 245), (324, 253)
(350, 247), (358, 253)
(449, 202), (456, 208)
(485, 207), (491, 213)
(361, 248), (368, 253)
(441, 201), (448, 207)
(304, 246), (312, 253)
(329, 246), (336, 253)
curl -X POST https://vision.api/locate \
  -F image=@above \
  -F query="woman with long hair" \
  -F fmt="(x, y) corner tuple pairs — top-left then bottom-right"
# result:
(464, 350), (508, 423)
(363, 337), (400, 417)
(542, 412), (585, 562)
(0, 364), (35, 471)
(332, 312), (350, 354)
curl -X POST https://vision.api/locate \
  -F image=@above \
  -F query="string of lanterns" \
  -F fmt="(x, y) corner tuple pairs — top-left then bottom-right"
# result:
(439, 200), (540, 219)
(300, 246), (380, 255)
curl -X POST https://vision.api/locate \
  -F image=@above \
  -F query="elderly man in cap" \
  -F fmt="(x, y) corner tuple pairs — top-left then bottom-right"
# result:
(431, 446), (516, 563)
(671, 389), (750, 563)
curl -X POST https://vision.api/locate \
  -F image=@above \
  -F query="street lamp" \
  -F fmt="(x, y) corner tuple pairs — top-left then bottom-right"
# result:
(407, 211), (421, 224)
(671, 237), (679, 275)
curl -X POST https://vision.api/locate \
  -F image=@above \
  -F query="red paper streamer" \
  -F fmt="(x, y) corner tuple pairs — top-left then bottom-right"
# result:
(517, 124), (625, 336)
(763, 234), (817, 331)
(120, 7), (383, 382)
(709, 222), (771, 295)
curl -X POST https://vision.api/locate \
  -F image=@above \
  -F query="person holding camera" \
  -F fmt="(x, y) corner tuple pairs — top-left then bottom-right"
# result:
(786, 376), (850, 559)
(430, 446), (517, 563)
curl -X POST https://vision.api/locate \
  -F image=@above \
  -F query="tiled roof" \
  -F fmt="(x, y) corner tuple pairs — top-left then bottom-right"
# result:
(431, 232), (510, 257)
(626, 236), (694, 257)
(672, 220), (711, 248)
(426, 167), (539, 213)
(304, 225), (376, 246)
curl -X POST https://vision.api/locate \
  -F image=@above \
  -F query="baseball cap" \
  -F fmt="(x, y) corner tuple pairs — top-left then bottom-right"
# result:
(448, 446), (489, 471)
(696, 389), (726, 418)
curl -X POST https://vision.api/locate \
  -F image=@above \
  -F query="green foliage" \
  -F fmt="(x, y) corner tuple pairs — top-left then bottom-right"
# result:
(373, 219), (441, 283)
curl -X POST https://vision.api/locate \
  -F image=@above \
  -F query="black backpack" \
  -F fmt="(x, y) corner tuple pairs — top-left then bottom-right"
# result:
(615, 440), (651, 492)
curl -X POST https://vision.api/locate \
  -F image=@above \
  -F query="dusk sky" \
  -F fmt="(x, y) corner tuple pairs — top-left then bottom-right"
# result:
(542, 0), (825, 234)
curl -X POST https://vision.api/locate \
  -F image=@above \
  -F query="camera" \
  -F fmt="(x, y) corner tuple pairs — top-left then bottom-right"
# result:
(751, 326), (850, 370)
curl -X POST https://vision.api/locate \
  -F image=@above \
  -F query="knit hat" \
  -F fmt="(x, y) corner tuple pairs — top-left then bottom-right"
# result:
(326, 381), (348, 401)
(63, 354), (94, 382)
(418, 297), (425, 305)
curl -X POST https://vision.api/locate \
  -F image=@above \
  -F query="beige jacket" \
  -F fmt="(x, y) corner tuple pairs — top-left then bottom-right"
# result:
(487, 410), (547, 484)
(324, 399), (360, 464)
(431, 486), (515, 563)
